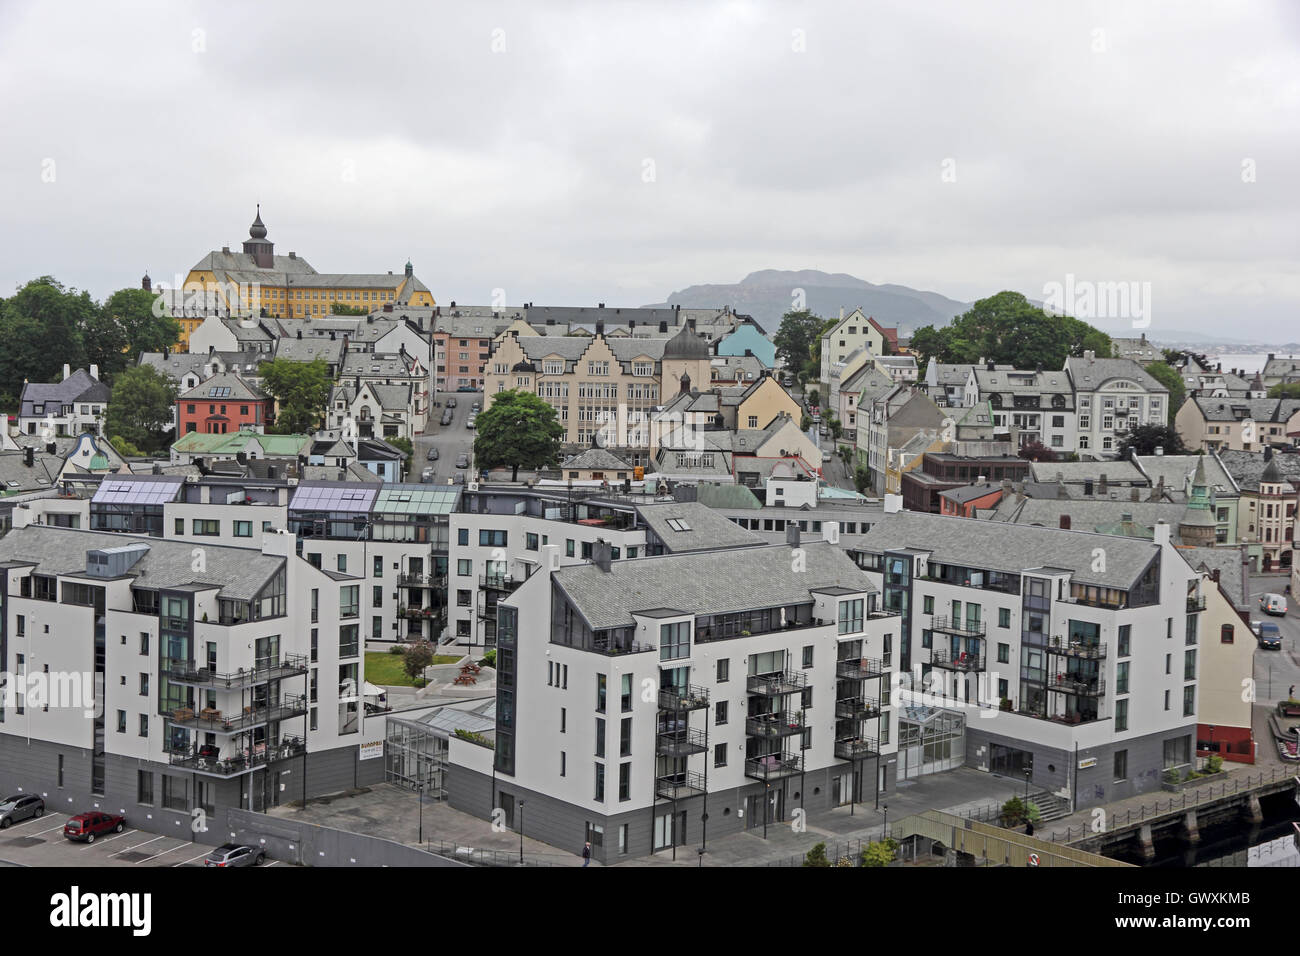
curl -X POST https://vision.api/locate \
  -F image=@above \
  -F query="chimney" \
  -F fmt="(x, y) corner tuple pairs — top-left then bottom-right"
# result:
(595, 320), (604, 335)
(45, 442), (56, 455)
(1153, 520), (1171, 546)
(90, 364), (99, 381)
(1155, 446), (1164, 456)
(785, 522), (801, 549)
(593, 539), (612, 572)
(883, 494), (903, 514)
(62, 364), (71, 381)
(659, 321), (668, 333)
(297, 330), (303, 339)
(266, 464), (277, 479)
(1130, 487), (1140, 501)
(977, 474), (986, 484)
(289, 252), (296, 259)
(1099, 473), (1108, 495)
(1059, 515), (1071, 530)
(821, 521), (840, 543)
(598, 302), (605, 309)
(151, 462), (162, 475)
(23, 446), (34, 467)
(1210, 568), (1221, 583)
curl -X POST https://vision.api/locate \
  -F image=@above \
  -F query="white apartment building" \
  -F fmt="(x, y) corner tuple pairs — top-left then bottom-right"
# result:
(1064, 354), (1168, 459)
(966, 364), (1077, 453)
(850, 502), (1207, 807)
(446, 532), (900, 863)
(0, 520), (384, 823)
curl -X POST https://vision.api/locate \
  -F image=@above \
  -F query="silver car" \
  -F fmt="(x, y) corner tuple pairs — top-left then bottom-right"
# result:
(0, 794), (44, 828)
(204, 843), (266, 867)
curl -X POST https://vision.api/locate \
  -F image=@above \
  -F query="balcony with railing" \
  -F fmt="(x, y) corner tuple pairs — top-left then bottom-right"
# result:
(480, 574), (523, 593)
(746, 671), (808, 697)
(657, 685), (710, 712)
(167, 735), (307, 776)
(655, 770), (706, 801)
(929, 649), (986, 672)
(744, 752), (803, 781)
(834, 696), (880, 720)
(929, 615), (986, 638)
(167, 695), (308, 735)
(160, 654), (309, 690)
(1047, 639), (1107, 661)
(1030, 673), (1106, 697)
(836, 658), (885, 681)
(834, 736), (880, 761)
(1187, 594), (1206, 613)
(744, 711), (805, 738)
(655, 727), (708, 757)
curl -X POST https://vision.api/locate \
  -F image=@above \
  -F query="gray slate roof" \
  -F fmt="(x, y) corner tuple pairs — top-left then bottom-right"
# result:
(1216, 450), (1300, 492)
(855, 510), (1162, 590)
(1180, 546), (1249, 611)
(635, 501), (764, 552)
(19, 369), (111, 417)
(1066, 356), (1167, 393)
(561, 447), (635, 472)
(549, 540), (873, 630)
(0, 525), (282, 600)
(1190, 397), (1300, 423)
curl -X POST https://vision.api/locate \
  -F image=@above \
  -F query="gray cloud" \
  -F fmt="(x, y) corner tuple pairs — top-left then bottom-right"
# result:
(0, 0), (1296, 339)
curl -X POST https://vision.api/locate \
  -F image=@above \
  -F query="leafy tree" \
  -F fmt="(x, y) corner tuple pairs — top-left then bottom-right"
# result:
(802, 842), (831, 867)
(853, 466), (871, 494)
(807, 388), (820, 409)
(403, 641), (434, 681)
(474, 389), (565, 481)
(258, 358), (333, 434)
(1116, 423), (1187, 458)
(1267, 382), (1300, 399)
(1143, 361), (1186, 424)
(1000, 796), (1028, 827)
(0, 276), (93, 399)
(907, 291), (1112, 371)
(829, 417), (843, 441)
(330, 302), (368, 316)
(109, 434), (147, 458)
(860, 837), (900, 867)
(104, 364), (178, 453)
(1017, 441), (1057, 463)
(773, 310), (825, 374)
(81, 309), (131, 382)
(800, 412), (812, 432)
(103, 287), (182, 357)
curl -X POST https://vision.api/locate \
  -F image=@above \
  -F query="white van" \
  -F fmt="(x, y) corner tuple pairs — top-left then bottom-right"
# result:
(1260, 593), (1288, 616)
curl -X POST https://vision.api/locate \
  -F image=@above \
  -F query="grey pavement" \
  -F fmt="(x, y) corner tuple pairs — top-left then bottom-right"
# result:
(413, 390), (481, 486)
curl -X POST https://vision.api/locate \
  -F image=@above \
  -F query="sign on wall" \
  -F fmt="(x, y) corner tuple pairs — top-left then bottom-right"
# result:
(359, 741), (384, 761)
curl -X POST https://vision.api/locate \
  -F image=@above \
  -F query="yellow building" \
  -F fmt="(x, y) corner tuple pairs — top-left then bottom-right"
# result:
(173, 208), (435, 347)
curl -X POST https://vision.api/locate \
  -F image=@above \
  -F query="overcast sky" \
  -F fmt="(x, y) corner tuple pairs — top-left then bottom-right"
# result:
(1, 0), (1296, 340)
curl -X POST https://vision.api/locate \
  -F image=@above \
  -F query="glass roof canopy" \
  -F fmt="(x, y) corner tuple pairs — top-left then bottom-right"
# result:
(373, 485), (462, 516)
(92, 477), (185, 506)
(288, 483), (378, 513)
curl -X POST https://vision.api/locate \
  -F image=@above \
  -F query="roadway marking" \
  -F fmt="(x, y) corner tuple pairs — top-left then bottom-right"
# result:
(174, 850), (211, 867)
(31, 820), (70, 836)
(135, 841), (192, 864)
(265, 860), (281, 867)
(109, 833), (165, 856)
(82, 828), (134, 849)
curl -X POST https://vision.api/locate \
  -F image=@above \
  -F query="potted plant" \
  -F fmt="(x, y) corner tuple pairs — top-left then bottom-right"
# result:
(999, 697), (1013, 712)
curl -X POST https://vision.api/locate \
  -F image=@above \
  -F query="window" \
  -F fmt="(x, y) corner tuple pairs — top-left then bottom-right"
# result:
(715, 700), (728, 725)
(139, 673), (149, 696)
(594, 764), (605, 801)
(1115, 699), (1128, 732)
(1165, 654), (1171, 675)
(1183, 685), (1195, 717)
(116, 710), (126, 733)
(838, 599), (864, 634)
(596, 674), (606, 712)
(714, 743), (728, 768)
(716, 658), (729, 683)
(457, 559), (472, 576)
(802, 645), (814, 668)
(174, 518), (184, 536)
(1116, 661), (1129, 695)
(997, 643), (1009, 664)
(140, 632), (149, 655)
(526, 533), (539, 551)
(595, 718), (605, 757)
(660, 621), (690, 661)
(372, 585), (382, 609)
(139, 714), (149, 737)
(1113, 750), (1128, 781)
(566, 539), (575, 557)
(337, 554), (347, 573)
(340, 586), (359, 618)
(457, 528), (469, 546)
(560, 752), (566, 777)
(457, 589), (471, 607)
(192, 519), (219, 536)
(620, 719), (632, 758)
(233, 520), (252, 538)
(999, 608), (1010, 628)
(923, 595), (934, 614)
(1117, 625), (1131, 658)
(479, 530), (508, 548)
(373, 556), (383, 578)
(138, 770), (153, 805)
(1220, 624), (1234, 644)
(1184, 649), (1197, 681)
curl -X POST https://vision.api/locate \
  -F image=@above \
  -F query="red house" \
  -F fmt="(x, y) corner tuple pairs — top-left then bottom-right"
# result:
(938, 482), (1005, 518)
(178, 371), (273, 435)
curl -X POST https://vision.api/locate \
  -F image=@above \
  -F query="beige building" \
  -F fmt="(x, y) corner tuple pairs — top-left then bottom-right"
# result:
(1175, 397), (1300, 453)
(483, 325), (712, 466)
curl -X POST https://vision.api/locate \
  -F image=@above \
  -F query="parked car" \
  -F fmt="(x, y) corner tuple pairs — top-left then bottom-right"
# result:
(440, 411), (453, 426)
(455, 454), (469, 469)
(0, 794), (44, 828)
(446, 397), (457, 408)
(457, 385), (477, 392)
(1256, 621), (1283, 649)
(205, 843), (266, 867)
(1260, 593), (1288, 616)
(426, 447), (439, 461)
(466, 417), (476, 429)
(64, 811), (124, 843)
(451, 472), (466, 484)
(421, 467), (434, 483)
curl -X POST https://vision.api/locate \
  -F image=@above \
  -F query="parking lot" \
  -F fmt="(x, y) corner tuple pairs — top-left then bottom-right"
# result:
(0, 808), (290, 868)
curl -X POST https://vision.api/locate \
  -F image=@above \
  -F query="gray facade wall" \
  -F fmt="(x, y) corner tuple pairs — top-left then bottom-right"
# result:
(966, 723), (1196, 810)
(448, 760), (897, 864)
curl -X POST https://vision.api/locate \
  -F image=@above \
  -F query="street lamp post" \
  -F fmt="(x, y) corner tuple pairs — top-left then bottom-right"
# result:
(518, 800), (525, 865)
(1024, 766), (1031, 803)
(417, 782), (424, 845)
(882, 804), (888, 843)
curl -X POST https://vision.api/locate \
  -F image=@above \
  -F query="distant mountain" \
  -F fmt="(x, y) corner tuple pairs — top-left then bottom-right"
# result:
(643, 269), (972, 335)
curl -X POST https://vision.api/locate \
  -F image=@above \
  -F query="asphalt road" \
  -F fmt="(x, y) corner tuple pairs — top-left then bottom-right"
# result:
(412, 389), (482, 486)
(1247, 574), (1300, 704)
(0, 807), (290, 867)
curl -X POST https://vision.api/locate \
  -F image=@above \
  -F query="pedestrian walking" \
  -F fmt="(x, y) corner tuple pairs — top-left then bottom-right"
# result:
(1290, 685), (1295, 700)
(582, 841), (591, 867)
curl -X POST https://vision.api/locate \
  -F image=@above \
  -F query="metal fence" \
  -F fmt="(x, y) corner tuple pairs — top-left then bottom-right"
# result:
(422, 839), (560, 867)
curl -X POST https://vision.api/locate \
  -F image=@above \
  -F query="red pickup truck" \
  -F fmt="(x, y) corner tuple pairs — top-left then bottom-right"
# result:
(64, 811), (125, 843)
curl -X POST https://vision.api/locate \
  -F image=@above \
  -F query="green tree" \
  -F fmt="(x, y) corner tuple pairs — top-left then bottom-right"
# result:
(829, 417), (843, 441)
(0, 276), (94, 399)
(807, 388), (820, 409)
(1267, 382), (1300, 399)
(103, 287), (182, 357)
(1017, 440), (1057, 463)
(81, 308), (131, 382)
(104, 364), (178, 454)
(258, 358), (333, 434)
(800, 412), (812, 432)
(773, 310), (825, 374)
(1144, 361), (1186, 424)
(860, 837), (900, 867)
(330, 302), (368, 316)
(803, 842), (831, 867)
(907, 291), (1112, 371)
(1116, 423), (1187, 458)
(474, 390), (565, 481)
(403, 641), (434, 682)
(853, 465), (871, 494)
(109, 434), (147, 458)
(387, 436), (414, 479)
